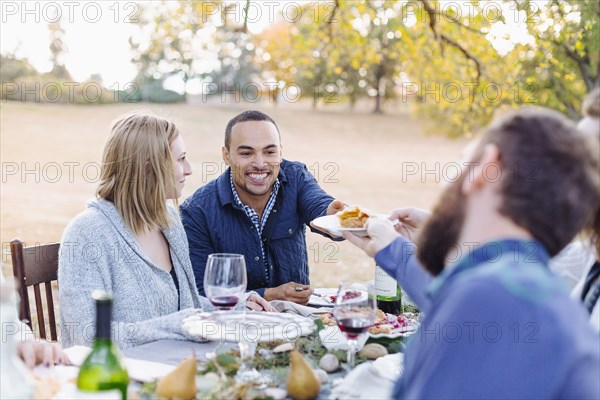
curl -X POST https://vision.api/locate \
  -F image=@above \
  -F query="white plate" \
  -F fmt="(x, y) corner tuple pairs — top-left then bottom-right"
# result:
(369, 327), (417, 338)
(369, 319), (419, 338)
(318, 318), (419, 339)
(312, 213), (397, 237)
(182, 311), (315, 343)
(311, 215), (368, 237)
(308, 288), (338, 307)
(63, 345), (176, 383)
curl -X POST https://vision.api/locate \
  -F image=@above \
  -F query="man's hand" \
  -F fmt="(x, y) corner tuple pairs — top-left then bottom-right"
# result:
(343, 218), (400, 257)
(246, 293), (275, 312)
(310, 199), (346, 237)
(17, 339), (69, 368)
(264, 282), (314, 304)
(389, 207), (431, 241)
(326, 199), (346, 215)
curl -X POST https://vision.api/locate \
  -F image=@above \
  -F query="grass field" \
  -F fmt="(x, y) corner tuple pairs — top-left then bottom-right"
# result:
(1, 101), (466, 291)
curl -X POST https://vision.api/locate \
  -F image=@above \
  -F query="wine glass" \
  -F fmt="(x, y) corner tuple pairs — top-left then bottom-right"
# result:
(204, 253), (247, 310)
(203, 253), (247, 358)
(236, 333), (265, 385)
(333, 283), (377, 368)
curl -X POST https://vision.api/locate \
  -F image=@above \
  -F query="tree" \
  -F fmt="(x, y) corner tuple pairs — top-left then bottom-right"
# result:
(516, 0), (599, 117)
(355, 1), (406, 113)
(400, 0), (503, 136)
(252, 21), (296, 105)
(130, 1), (223, 101)
(206, 3), (258, 98)
(283, 0), (406, 113)
(0, 54), (37, 83)
(48, 21), (72, 80)
(128, 0), (598, 135)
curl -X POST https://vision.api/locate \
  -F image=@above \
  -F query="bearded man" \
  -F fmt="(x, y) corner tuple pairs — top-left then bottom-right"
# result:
(345, 107), (600, 399)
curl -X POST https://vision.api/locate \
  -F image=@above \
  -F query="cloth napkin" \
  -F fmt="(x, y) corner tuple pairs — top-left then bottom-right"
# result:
(63, 345), (175, 382)
(329, 361), (393, 399)
(269, 300), (331, 317)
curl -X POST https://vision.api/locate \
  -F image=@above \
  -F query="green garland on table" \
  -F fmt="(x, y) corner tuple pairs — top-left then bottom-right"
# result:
(139, 318), (407, 399)
(195, 334), (369, 376)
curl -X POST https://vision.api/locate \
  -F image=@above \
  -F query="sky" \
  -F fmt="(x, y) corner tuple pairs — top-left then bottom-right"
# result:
(1, 1), (140, 86)
(0, 1), (539, 89)
(0, 1), (280, 87)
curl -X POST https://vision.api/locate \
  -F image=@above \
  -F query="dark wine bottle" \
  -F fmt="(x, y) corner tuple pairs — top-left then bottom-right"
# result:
(375, 265), (402, 315)
(77, 291), (129, 400)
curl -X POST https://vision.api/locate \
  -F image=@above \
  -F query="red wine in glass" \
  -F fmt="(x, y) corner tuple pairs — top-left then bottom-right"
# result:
(337, 318), (373, 339)
(333, 283), (377, 368)
(203, 254), (247, 360)
(210, 295), (240, 310)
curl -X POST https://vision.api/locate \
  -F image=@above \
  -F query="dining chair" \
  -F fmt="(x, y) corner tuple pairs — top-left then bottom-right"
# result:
(10, 238), (60, 341)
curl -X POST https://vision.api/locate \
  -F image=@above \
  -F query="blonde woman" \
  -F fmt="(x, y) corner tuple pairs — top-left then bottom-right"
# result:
(59, 112), (271, 349)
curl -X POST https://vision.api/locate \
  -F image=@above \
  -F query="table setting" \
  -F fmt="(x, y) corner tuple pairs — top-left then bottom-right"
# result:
(27, 285), (415, 400)
(132, 282), (415, 400)
(25, 247), (417, 400)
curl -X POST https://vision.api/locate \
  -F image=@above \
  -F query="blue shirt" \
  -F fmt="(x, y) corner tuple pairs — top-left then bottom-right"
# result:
(180, 159), (335, 297)
(230, 172), (280, 280)
(377, 238), (600, 399)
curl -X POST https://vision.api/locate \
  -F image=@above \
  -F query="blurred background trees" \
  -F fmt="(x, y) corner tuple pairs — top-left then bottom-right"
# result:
(2, 0), (598, 137)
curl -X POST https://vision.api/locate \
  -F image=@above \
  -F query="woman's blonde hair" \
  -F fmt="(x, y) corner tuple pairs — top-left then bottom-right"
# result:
(96, 112), (180, 235)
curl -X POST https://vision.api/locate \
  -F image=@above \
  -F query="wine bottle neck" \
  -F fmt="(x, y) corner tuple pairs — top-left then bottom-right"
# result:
(91, 338), (113, 349)
(95, 302), (112, 340)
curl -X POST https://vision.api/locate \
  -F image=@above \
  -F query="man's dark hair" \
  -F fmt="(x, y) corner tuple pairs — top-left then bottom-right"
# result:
(477, 107), (599, 256)
(224, 110), (280, 149)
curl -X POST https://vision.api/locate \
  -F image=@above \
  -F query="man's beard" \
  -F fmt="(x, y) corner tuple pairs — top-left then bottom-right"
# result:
(417, 179), (467, 276)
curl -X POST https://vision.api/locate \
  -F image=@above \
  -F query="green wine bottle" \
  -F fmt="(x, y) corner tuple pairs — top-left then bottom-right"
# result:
(77, 291), (129, 400)
(375, 264), (402, 315)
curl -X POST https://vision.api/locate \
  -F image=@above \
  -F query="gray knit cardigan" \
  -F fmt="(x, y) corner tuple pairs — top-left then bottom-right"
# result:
(59, 199), (223, 349)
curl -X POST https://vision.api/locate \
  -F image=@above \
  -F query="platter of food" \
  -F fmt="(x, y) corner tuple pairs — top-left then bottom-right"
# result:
(308, 288), (369, 307)
(311, 206), (375, 237)
(312, 206), (400, 237)
(319, 309), (418, 339)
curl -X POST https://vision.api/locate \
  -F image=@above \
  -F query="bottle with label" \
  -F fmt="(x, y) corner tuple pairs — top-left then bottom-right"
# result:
(77, 291), (129, 400)
(375, 265), (402, 314)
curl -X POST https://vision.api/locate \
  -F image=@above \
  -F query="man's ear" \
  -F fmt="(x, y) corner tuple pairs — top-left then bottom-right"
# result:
(279, 143), (283, 159)
(462, 144), (501, 195)
(222, 146), (230, 165)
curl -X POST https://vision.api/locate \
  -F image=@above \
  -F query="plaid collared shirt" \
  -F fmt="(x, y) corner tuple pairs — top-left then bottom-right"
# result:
(230, 172), (281, 280)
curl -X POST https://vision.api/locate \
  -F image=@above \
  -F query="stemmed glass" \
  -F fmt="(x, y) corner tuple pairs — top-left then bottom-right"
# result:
(203, 253), (247, 359)
(236, 330), (264, 384)
(204, 253), (247, 310)
(333, 283), (377, 368)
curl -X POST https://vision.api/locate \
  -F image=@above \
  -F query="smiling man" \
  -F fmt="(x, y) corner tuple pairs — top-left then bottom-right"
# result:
(181, 110), (345, 303)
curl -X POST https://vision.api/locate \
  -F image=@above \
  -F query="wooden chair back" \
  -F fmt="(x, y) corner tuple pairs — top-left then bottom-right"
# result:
(10, 238), (60, 341)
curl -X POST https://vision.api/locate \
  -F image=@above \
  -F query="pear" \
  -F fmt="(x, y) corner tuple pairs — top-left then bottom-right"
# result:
(287, 350), (321, 400)
(156, 355), (197, 400)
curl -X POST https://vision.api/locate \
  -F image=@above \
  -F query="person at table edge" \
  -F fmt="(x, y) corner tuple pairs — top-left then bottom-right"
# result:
(379, 89), (600, 330)
(181, 110), (345, 303)
(344, 107), (600, 399)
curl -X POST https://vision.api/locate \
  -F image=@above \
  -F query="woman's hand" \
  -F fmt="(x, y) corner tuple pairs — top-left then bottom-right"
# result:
(246, 293), (275, 312)
(17, 339), (69, 368)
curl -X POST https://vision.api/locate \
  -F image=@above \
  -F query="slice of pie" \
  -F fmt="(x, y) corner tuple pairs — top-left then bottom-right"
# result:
(336, 206), (372, 228)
